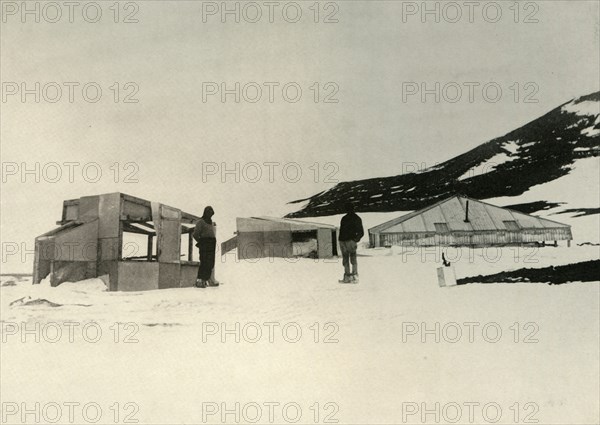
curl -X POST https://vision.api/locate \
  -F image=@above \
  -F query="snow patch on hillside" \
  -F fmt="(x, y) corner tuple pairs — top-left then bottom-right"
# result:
(562, 99), (600, 117)
(503, 140), (520, 154)
(458, 151), (514, 181)
(415, 163), (443, 174)
(581, 115), (600, 137)
(490, 156), (600, 242)
(582, 126), (600, 137)
(458, 140), (521, 181)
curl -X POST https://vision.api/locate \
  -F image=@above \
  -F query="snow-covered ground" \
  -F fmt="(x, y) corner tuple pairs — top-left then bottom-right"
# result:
(2, 155), (598, 424)
(1, 243), (598, 424)
(2, 157), (598, 425)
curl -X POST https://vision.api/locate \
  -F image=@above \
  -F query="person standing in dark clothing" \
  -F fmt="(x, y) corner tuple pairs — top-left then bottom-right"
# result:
(193, 206), (219, 288)
(338, 202), (364, 283)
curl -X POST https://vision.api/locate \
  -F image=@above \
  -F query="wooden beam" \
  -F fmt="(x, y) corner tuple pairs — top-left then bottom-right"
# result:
(147, 235), (154, 261)
(181, 225), (194, 234)
(122, 222), (153, 235)
(182, 212), (202, 223)
(121, 215), (153, 223)
(122, 255), (157, 261)
(133, 222), (155, 231)
(121, 193), (152, 208)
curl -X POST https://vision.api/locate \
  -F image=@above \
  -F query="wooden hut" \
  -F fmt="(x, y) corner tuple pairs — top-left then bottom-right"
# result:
(33, 192), (202, 291)
(222, 217), (338, 260)
(369, 195), (572, 248)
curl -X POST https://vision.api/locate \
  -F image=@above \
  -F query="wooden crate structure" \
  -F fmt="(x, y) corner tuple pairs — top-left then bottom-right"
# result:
(33, 192), (202, 291)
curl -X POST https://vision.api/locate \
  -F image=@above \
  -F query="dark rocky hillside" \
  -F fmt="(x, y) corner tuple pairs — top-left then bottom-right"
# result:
(287, 92), (599, 218)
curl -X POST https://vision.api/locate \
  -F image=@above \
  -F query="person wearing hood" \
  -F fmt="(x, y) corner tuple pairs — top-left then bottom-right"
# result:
(193, 206), (219, 288)
(338, 202), (364, 283)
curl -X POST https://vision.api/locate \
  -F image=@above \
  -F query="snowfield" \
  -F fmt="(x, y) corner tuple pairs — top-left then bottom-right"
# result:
(2, 153), (598, 424)
(2, 95), (598, 424)
(1, 243), (598, 424)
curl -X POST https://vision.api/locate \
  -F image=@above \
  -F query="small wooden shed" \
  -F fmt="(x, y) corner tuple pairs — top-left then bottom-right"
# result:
(369, 195), (572, 247)
(222, 217), (338, 260)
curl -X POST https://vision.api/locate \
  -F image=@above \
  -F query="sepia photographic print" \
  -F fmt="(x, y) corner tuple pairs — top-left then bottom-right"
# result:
(1, 1), (599, 424)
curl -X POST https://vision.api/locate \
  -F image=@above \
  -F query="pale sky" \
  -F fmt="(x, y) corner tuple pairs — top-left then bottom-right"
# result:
(1, 0), (599, 272)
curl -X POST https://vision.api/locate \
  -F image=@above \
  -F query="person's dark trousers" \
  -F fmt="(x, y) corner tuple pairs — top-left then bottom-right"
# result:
(197, 237), (217, 280)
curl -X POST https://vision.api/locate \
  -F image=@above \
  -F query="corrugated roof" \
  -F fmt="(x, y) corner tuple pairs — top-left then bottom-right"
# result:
(370, 196), (571, 234)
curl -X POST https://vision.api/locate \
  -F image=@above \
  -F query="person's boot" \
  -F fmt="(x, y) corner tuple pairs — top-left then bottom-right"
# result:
(340, 273), (352, 283)
(195, 279), (206, 288)
(208, 270), (220, 286)
(351, 273), (359, 283)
